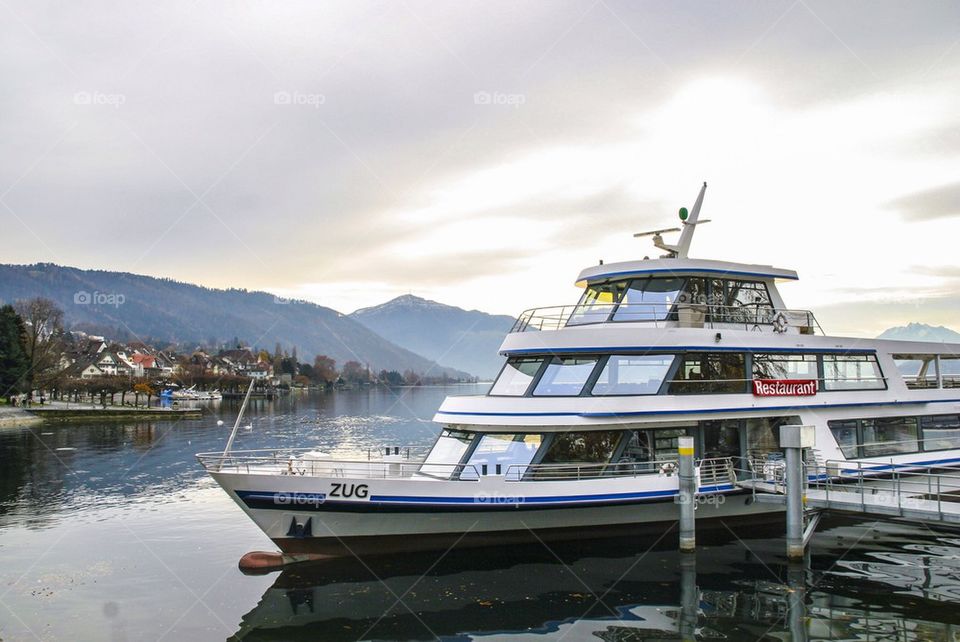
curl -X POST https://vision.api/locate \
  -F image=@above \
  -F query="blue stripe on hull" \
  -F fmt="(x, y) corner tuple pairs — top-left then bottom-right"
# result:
(235, 486), (739, 513)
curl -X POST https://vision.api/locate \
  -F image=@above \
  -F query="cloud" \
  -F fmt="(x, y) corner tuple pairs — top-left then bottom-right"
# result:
(888, 181), (960, 221)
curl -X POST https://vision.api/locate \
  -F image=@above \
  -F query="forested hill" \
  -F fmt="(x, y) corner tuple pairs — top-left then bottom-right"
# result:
(351, 295), (514, 380)
(0, 263), (471, 378)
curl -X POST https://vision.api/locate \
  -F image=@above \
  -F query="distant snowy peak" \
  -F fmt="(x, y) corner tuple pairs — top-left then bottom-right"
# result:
(356, 295), (462, 316)
(877, 322), (960, 343)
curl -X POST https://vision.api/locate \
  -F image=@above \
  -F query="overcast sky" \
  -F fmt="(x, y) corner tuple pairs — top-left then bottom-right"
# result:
(2, 1), (959, 336)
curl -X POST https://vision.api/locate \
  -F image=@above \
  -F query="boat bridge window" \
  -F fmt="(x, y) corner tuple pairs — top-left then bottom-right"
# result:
(668, 353), (747, 394)
(489, 358), (546, 396)
(567, 281), (627, 326)
(612, 278), (685, 322)
(532, 357), (598, 396)
(822, 355), (885, 390)
(591, 355), (674, 395)
(462, 433), (542, 479)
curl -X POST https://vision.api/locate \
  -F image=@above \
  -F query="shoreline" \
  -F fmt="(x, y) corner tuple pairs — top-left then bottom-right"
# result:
(26, 405), (204, 422)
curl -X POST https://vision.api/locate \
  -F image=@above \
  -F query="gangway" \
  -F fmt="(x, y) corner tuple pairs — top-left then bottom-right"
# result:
(740, 460), (960, 526)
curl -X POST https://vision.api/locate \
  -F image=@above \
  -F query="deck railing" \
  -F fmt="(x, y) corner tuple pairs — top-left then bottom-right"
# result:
(511, 303), (822, 334)
(196, 448), (479, 481)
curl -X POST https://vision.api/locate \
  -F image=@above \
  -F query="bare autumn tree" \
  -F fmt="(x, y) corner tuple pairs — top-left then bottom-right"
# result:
(312, 355), (337, 386)
(14, 297), (65, 393)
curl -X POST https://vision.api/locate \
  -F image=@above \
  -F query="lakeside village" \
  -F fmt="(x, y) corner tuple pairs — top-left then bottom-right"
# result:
(0, 297), (475, 413)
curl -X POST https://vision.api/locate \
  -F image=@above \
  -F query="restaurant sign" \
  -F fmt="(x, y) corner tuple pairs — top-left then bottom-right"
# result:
(752, 379), (818, 396)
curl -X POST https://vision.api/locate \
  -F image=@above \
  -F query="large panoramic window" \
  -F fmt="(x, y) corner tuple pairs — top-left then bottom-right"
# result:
(861, 417), (919, 457)
(822, 354), (885, 390)
(462, 433), (542, 479)
(420, 429), (474, 478)
(668, 352), (747, 394)
(921, 414), (960, 451)
(567, 281), (626, 326)
(489, 358), (545, 396)
(532, 357), (599, 396)
(540, 431), (621, 465)
(752, 354), (819, 381)
(612, 277), (685, 322)
(591, 355), (674, 395)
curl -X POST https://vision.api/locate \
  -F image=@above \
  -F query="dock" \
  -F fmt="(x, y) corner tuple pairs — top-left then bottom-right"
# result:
(28, 405), (203, 422)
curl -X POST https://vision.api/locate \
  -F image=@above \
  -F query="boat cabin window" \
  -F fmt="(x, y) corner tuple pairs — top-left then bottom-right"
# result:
(567, 281), (627, 326)
(420, 429), (473, 478)
(532, 357), (599, 396)
(828, 414), (949, 459)
(489, 358), (546, 396)
(744, 416), (801, 457)
(612, 277), (685, 321)
(822, 355), (885, 390)
(861, 417), (919, 457)
(828, 420), (860, 458)
(668, 352), (747, 394)
(591, 355), (674, 395)
(462, 433), (542, 479)
(921, 415), (960, 451)
(540, 431), (620, 465)
(752, 354), (818, 381)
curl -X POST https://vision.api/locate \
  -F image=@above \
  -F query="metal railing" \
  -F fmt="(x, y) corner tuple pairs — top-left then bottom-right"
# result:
(903, 375), (960, 390)
(511, 303), (822, 335)
(808, 459), (960, 519)
(503, 458), (681, 481)
(196, 448), (479, 481)
(698, 457), (737, 488)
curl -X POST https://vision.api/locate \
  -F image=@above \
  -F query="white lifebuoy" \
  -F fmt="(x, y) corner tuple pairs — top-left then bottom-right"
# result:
(659, 462), (678, 476)
(773, 312), (789, 333)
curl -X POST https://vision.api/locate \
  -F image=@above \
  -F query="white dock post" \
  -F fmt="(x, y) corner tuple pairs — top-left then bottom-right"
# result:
(678, 436), (696, 553)
(780, 425), (815, 561)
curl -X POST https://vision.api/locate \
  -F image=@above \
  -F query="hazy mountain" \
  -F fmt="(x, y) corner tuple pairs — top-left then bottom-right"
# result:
(0, 264), (471, 378)
(351, 295), (514, 379)
(877, 322), (960, 343)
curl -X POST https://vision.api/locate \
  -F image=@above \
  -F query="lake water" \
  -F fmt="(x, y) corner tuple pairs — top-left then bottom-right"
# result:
(2, 386), (960, 641)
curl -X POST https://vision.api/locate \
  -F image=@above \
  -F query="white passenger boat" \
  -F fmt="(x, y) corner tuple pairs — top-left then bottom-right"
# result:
(198, 183), (960, 558)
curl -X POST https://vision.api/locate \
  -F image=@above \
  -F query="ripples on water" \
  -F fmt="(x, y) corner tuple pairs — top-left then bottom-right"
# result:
(2, 385), (960, 640)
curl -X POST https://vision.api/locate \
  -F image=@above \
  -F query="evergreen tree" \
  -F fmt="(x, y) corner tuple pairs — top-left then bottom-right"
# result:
(0, 305), (29, 397)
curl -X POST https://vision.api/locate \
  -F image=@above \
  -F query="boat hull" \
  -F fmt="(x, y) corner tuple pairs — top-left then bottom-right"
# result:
(210, 470), (781, 557)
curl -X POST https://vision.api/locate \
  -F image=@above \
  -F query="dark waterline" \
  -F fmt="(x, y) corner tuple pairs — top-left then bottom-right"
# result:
(2, 386), (960, 641)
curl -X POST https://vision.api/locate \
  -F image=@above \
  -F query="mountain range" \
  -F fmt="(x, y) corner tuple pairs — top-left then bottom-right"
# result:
(0, 263), (478, 378)
(351, 295), (513, 379)
(876, 322), (960, 343)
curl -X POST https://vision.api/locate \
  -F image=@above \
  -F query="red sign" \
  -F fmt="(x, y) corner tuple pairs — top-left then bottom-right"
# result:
(752, 379), (818, 396)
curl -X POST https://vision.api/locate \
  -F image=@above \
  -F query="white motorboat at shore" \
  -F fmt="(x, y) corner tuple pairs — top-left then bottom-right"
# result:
(198, 183), (960, 558)
(162, 385), (222, 401)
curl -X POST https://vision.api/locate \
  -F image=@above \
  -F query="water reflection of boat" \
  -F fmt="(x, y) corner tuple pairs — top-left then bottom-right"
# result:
(229, 522), (960, 641)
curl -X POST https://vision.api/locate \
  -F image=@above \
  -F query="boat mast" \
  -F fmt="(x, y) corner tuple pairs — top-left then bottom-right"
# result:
(633, 182), (709, 259)
(675, 181), (707, 259)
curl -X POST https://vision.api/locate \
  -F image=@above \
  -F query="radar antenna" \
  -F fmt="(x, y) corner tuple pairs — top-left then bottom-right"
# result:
(633, 182), (709, 258)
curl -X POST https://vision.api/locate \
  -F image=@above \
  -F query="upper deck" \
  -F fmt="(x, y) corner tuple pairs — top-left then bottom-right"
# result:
(510, 257), (818, 338)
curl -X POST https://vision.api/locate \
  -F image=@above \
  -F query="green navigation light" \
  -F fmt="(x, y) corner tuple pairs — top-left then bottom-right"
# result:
(679, 207), (689, 221)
